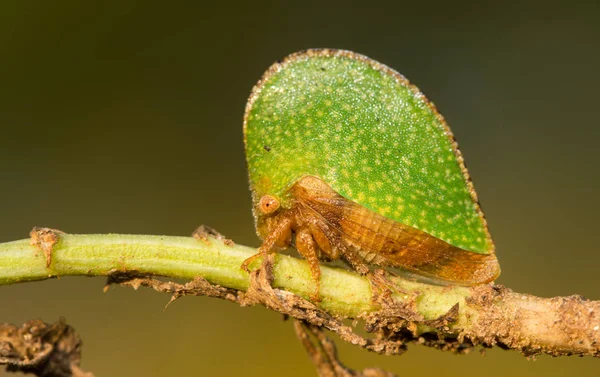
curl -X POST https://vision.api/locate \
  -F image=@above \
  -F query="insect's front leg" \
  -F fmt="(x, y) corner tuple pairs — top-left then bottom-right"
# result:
(241, 216), (292, 273)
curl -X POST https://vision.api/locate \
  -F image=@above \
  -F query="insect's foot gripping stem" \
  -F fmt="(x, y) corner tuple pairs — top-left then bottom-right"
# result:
(364, 270), (423, 329)
(243, 252), (291, 311)
(241, 238), (276, 273)
(241, 251), (264, 273)
(367, 269), (410, 306)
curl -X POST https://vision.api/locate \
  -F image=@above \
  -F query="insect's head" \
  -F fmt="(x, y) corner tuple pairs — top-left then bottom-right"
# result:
(253, 193), (284, 240)
(258, 194), (280, 215)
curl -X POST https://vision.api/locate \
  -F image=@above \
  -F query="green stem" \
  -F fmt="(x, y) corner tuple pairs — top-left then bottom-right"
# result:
(0, 233), (465, 320)
(2, 232), (599, 358)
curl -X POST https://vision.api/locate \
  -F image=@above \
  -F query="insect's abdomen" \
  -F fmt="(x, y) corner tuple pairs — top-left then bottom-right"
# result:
(339, 200), (500, 285)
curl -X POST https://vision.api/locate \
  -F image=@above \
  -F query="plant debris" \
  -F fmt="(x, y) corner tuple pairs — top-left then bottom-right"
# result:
(29, 227), (63, 268)
(0, 319), (93, 377)
(294, 320), (398, 377)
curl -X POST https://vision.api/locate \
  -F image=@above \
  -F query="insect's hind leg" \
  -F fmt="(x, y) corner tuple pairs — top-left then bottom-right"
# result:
(339, 244), (371, 276)
(338, 243), (408, 306)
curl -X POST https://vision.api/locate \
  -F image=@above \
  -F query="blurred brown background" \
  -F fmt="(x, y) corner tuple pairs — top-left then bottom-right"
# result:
(0, 1), (598, 376)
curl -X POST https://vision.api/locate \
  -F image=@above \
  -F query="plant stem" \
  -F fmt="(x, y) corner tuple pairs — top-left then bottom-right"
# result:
(0, 233), (379, 317)
(1, 230), (599, 358)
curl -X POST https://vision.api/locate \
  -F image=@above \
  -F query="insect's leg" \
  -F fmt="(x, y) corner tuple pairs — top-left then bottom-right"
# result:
(368, 268), (410, 303)
(241, 216), (292, 273)
(338, 243), (370, 275)
(295, 227), (322, 302)
(337, 243), (407, 301)
(274, 219), (292, 248)
(309, 222), (340, 260)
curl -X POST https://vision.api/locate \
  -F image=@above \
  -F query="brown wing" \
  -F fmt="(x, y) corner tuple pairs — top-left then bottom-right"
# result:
(291, 176), (500, 286)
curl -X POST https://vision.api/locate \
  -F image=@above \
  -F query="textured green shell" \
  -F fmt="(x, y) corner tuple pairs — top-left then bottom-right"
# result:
(244, 49), (493, 254)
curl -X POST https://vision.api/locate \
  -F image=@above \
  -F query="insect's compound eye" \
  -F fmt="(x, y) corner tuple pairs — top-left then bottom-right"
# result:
(258, 195), (280, 215)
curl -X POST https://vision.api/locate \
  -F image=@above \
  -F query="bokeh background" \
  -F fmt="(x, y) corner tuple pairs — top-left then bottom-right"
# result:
(1, 1), (598, 376)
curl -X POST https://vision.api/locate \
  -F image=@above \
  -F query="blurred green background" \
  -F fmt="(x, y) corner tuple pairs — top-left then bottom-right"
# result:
(1, 1), (598, 376)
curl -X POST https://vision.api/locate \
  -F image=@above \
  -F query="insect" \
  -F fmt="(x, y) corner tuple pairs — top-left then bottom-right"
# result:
(241, 49), (500, 300)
